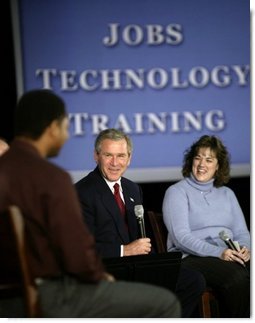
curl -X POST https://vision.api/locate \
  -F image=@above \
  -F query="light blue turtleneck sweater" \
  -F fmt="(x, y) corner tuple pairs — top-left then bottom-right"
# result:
(162, 175), (250, 258)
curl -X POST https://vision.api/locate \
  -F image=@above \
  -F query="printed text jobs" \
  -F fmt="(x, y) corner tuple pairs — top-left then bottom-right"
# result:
(102, 23), (183, 47)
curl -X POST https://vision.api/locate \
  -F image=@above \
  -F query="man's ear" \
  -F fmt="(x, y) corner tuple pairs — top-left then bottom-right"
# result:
(47, 120), (60, 137)
(94, 150), (99, 163)
(127, 153), (132, 167)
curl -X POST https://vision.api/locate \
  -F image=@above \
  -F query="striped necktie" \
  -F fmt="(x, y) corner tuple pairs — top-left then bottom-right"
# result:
(113, 183), (126, 216)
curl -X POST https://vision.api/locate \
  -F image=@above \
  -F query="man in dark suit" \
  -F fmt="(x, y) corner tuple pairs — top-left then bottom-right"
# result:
(75, 128), (206, 318)
(75, 165), (148, 257)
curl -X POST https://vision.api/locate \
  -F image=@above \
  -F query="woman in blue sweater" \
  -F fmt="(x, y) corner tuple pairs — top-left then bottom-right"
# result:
(163, 135), (250, 317)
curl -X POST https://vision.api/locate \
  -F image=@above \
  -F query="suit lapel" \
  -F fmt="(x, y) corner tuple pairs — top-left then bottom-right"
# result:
(101, 193), (130, 242)
(93, 169), (130, 243)
(121, 180), (140, 241)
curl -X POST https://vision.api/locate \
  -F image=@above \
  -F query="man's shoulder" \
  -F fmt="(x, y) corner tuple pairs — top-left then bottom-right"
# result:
(121, 176), (140, 194)
(36, 159), (73, 188)
(46, 160), (69, 176)
(75, 168), (100, 188)
(121, 176), (138, 187)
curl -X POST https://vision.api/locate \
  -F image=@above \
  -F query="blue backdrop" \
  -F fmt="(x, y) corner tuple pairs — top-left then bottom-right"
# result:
(12, 0), (250, 182)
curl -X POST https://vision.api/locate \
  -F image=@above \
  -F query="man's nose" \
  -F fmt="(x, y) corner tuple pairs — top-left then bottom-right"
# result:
(110, 156), (118, 165)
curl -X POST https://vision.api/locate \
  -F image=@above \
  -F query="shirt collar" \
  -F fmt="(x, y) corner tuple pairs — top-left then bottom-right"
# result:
(104, 177), (122, 193)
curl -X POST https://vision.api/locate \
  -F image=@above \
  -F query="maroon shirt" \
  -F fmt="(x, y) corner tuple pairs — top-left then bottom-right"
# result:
(0, 139), (104, 283)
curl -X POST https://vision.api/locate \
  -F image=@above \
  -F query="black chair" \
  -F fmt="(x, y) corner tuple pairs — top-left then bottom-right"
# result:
(147, 210), (220, 318)
(0, 206), (40, 317)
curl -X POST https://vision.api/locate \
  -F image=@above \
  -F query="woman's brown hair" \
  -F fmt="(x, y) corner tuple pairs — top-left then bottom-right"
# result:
(182, 135), (230, 187)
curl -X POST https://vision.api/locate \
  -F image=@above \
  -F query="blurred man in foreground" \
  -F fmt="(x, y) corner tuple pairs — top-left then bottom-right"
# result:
(0, 89), (180, 318)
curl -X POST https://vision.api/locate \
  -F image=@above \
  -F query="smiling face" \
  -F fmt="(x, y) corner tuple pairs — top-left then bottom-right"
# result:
(94, 138), (131, 182)
(192, 147), (219, 183)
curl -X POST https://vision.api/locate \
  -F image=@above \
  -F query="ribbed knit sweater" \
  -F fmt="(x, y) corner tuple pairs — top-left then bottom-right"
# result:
(162, 175), (250, 258)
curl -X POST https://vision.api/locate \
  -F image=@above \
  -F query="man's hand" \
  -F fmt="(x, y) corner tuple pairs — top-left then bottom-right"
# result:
(102, 272), (115, 282)
(123, 238), (151, 256)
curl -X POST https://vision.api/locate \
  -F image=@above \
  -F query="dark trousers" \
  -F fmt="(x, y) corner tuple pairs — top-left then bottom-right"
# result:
(182, 255), (250, 318)
(175, 264), (206, 317)
(37, 275), (181, 318)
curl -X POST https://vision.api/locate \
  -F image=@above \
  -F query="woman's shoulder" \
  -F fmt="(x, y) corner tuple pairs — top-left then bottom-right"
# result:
(216, 185), (236, 197)
(165, 178), (187, 195)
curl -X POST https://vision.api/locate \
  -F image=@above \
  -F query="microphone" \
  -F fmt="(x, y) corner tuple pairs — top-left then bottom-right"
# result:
(219, 230), (247, 269)
(219, 230), (239, 251)
(134, 205), (146, 238)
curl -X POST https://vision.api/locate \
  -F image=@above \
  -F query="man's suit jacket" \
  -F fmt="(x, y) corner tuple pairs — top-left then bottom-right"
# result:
(75, 167), (143, 258)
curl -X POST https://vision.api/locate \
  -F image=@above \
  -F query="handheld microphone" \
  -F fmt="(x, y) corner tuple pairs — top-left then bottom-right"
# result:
(219, 230), (246, 268)
(134, 205), (146, 238)
(219, 230), (238, 251)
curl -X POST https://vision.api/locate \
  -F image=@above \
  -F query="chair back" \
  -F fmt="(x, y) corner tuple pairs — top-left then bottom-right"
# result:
(147, 211), (168, 253)
(0, 206), (40, 317)
(147, 210), (219, 318)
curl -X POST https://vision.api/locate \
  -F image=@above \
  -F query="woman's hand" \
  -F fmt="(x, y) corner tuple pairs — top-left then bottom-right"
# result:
(238, 246), (250, 263)
(220, 248), (249, 266)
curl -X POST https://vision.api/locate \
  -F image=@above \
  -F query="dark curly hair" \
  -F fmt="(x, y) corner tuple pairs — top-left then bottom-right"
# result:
(182, 135), (230, 187)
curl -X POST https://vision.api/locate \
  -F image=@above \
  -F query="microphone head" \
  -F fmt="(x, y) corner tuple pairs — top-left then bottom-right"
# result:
(219, 230), (229, 241)
(219, 230), (239, 251)
(134, 205), (144, 219)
